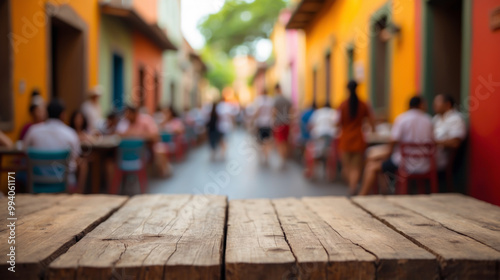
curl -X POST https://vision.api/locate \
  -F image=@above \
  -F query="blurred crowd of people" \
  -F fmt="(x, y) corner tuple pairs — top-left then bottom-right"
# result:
(0, 79), (467, 196)
(244, 80), (466, 196)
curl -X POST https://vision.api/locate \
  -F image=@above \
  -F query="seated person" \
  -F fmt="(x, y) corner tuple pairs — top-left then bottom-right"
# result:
(24, 99), (87, 193)
(70, 110), (94, 144)
(358, 96), (433, 195)
(117, 105), (159, 141)
(432, 94), (466, 170)
(116, 105), (171, 177)
(161, 106), (185, 135)
(99, 111), (120, 136)
(19, 102), (46, 141)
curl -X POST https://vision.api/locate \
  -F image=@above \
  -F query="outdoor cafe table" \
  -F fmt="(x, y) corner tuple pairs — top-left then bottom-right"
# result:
(1, 193), (499, 280)
(0, 147), (27, 173)
(81, 135), (121, 193)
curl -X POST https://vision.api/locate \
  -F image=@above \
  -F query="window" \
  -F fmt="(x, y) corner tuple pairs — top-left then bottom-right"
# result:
(0, 0), (13, 131)
(138, 66), (145, 107)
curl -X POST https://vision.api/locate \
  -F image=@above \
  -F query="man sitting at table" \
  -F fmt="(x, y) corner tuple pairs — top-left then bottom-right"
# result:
(358, 96), (433, 195)
(432, 94), (466, 170)
(116, 105), (171, 177)
(24, 99), (88, 193)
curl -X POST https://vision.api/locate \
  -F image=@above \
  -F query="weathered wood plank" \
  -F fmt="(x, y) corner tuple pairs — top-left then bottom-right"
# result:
(353, 195), (500, 279)
(272, 198), (376, 280)
(48, 194), (227, 280)
(225, 199), (296, 280)
(386, 194), (500, 252)
(0, 194), (127, 280)
(302, 196), (439, 280)
(0, 194), (69, 224)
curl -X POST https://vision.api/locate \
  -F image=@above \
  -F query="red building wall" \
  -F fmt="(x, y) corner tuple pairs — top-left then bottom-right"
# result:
(469, 0), (500, 205)
(132, 32), (163, 113)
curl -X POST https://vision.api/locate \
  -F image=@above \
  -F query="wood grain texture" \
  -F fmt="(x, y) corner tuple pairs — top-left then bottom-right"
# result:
(225, 199), (297, 280)
(386, 194), (500, 252)
(272, 198), (376, 280)
(302, 196), (439, 280)
(353, 195), (500, 279)
(0, 194), (127, 280)
(48, 194), (227, 280)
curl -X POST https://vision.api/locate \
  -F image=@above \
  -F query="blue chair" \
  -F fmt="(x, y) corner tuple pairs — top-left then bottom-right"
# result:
(27, 149), (71, 193)
(160, 132), (174, 143)
(110, 139), (147, 194)
(160, 131), (185, 161)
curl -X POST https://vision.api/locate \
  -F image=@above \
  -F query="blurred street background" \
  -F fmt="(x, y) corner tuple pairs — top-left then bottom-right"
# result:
(1, 0), (499, 205)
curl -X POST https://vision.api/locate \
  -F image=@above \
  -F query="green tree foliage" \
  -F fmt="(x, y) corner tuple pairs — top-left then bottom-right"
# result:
(199, 0), (288, 56)
(201, 46), (236, 92)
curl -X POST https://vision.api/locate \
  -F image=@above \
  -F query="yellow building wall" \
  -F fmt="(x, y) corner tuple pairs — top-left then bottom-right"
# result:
(7, 0), (100, 140)
(304, 0), (416, 121)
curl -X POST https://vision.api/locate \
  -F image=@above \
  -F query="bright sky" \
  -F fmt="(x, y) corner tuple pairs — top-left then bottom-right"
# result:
(181, 0), (272, 61)
(181, 0), (225, 50)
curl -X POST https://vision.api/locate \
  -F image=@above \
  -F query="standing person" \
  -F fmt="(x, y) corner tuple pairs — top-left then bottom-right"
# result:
(24, 99), (87, 193)
(206, 101), (222, 160)
(272, 84), (292, 168)
(216, 96), (236, 159)
(307, 102), (338, 174)
(358, 96), (433, 195)
(338, 80), (375, 194)
(81, 86), (103, 133)
(252, 89), (274, 164)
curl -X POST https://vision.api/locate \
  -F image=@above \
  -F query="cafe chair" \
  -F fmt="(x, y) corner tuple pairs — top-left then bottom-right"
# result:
(396, 142), (438, 194)
(110, 139), (147, 194)
(160, 132), (185, 162)
(27, 149), (71, 193)
(303, 138), (339, 180)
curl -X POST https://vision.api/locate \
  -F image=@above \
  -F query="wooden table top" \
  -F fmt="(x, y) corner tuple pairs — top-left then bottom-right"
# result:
(1, 193), (499, 280)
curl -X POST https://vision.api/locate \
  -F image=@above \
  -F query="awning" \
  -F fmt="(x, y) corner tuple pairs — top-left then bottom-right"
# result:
(100, 3), (177, 50)
(286, 0), (326, 30)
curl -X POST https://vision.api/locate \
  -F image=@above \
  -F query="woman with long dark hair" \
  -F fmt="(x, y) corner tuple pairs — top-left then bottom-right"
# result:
(207, 101), (222, 160)
(338, 80), (375, 195)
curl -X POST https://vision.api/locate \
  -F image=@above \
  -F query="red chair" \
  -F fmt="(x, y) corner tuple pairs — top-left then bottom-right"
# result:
(303, 141), (315, 178)
(303, 138), (339, 180)
(396, 142), (438, 194)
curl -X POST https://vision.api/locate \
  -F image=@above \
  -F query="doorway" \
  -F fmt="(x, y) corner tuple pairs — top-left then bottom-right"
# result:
(0, 0), (12, 130)
(50, 16), (84, 115)
(112, 54), (124, 110)
(370, 11), (390, 112)
(423, 0), (464, 108)
(170, 82), (176, 107)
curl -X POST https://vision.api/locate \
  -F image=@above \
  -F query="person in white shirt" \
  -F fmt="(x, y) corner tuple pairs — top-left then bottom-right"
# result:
(309, 102), (339, 159)
(432, 94), (467, 170)
(359, 96), (433, 195)
(252, 90), (274, 164)
(81, 86), (103, 133)
(24, 99), (87, 193)
(215, 97), (238, 158)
